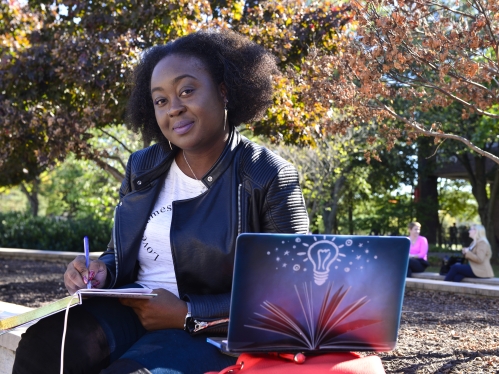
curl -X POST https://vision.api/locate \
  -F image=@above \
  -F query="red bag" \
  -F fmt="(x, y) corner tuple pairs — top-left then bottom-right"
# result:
(205, 352), (385, 374)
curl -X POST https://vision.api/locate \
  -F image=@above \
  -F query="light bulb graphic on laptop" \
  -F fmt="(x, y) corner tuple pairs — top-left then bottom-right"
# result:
(307, 240), (339, 285)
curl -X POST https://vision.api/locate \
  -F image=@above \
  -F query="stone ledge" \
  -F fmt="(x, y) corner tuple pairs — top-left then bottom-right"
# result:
(0, 247), (102, 373)
(0, 248), (102, 262)
(405, 278), (499, 297)
(0, 302), (34, 374)
(411, 272), (499, 286)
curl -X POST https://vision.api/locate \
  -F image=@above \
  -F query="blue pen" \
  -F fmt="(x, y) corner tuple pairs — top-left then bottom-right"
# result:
(83, 236), (92, 289)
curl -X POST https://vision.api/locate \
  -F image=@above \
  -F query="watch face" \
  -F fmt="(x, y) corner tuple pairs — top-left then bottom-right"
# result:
(184, 306), (192, 331)
(184, 317), (192, 331)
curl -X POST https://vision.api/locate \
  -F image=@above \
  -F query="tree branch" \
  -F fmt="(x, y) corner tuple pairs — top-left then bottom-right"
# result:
(97, 162), (125, 182)
(99, 128), (133, 154)
(103, 154), (127, 170)
(378, 101), (499, 165)
(89, 155), (125, 182)
(471, 0), (498, 49)
(419, 0), (476, 19)
(412, 73), (499, 118)
(364, 4), (497, 96)
(398, 40), (495, 94)
(426, 138), (447, 159)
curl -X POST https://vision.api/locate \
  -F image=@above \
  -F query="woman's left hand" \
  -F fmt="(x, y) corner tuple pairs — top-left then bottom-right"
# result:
(119, 288), (187, 331)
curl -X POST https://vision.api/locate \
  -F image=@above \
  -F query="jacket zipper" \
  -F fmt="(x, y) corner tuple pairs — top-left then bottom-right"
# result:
(193, 318), (230, 333)
(193, 185), (244, 333)
(111, 204), (119, 288)
(238, 184), (242, 236)
(192, 186), (240, 334)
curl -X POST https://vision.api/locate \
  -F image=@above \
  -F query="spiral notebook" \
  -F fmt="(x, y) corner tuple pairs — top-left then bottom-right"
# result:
(209, 233), (410, 353)
(0, 288), (156, 334)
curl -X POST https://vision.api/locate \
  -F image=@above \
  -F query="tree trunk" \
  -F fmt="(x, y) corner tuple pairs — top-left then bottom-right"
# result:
(19, 178), (40, 216)
(458, 154), (499, 260)
(491, 196), (499, 261)
(487, 168), (499, 260)
(472, 157), (489, 225)
(416, 137), (439, 245)
(437, 215), (444, 248)
(348, 190), (354, 235)
(323, 175), (347, 234)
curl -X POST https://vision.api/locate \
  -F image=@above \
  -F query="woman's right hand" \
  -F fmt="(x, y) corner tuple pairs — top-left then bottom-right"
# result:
(64, 255), (108, 294)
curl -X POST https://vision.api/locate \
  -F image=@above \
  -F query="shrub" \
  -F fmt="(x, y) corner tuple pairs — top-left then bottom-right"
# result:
(0, 212), (113, 252)
(427, 255), (442, 267)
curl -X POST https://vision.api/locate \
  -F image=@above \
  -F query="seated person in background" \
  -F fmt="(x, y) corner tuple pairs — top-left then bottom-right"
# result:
(449, 222), (458, 249)
(445, 224), (494, 282)
(407, 221), (429, 277)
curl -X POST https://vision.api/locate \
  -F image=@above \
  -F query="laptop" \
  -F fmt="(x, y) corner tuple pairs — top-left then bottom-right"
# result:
(209, 233), (410, 353)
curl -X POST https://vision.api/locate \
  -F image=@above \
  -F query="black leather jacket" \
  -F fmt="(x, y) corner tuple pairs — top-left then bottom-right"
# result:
(99, 129), (309, 333)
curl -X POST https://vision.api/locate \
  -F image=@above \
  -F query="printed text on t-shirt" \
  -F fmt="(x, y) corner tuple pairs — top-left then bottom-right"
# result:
(141, 235), (159, 261)
(147, 205), (172, 223)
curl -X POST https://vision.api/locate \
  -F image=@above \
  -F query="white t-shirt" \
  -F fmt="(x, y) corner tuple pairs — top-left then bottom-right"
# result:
(136, 159), (207, 296)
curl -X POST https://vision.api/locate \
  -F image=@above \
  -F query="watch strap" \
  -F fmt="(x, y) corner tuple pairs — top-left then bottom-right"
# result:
(183, 301), (192, 331)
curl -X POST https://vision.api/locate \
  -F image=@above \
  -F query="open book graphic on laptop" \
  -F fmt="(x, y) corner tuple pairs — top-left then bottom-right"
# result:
(218, 234), (410, 353)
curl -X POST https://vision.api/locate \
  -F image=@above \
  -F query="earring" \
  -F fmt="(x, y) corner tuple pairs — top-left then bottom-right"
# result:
(223, 100), (228, 132)
(168, 140), (172, 150)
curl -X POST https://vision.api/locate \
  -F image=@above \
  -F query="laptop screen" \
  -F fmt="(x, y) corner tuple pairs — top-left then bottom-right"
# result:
(226, 234), (410, 353)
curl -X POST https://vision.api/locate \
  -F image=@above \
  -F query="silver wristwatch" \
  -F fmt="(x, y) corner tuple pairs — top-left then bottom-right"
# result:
(183, 301), (192, 331)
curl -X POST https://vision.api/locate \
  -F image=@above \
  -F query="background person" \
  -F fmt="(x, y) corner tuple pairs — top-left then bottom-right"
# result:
(407, 221), (429, 277)
(13, 29), (309, 374)
(449, 222), (458, 249)
(445, 224), (494, 282)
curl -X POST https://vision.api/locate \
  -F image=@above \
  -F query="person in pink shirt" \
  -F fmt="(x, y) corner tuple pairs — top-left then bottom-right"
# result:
(407, 221), (429, 277)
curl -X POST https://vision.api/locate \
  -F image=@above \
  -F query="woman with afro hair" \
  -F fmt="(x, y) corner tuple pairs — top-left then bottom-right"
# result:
(13, 29), (309, 374)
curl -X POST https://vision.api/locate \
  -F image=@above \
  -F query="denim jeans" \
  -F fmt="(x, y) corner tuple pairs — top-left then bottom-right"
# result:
(444, 263), (477, 282)
(91, 297), (237, 373)
(407, 257), (429, 277)
(14, 296), (236, 374)
(103, 327), (236, 374)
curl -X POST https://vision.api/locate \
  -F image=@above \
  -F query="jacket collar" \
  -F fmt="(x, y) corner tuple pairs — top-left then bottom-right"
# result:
(132, 128), (243, 191)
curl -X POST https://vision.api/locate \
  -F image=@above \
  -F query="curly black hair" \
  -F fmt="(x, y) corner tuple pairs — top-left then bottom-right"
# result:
(126, 29), (279, 145)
